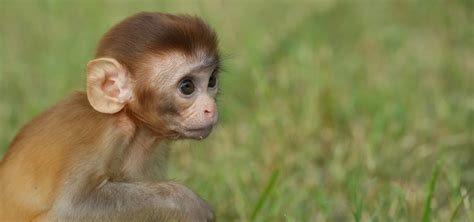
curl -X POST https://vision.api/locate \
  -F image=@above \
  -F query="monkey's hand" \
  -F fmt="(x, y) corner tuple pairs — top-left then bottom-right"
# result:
(159, 182), (215, 222)
(37, 181), (215, 222)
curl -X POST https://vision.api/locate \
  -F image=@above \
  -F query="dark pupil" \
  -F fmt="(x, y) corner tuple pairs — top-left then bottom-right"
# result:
(208, 75), (217, 88)
(179, 79), (195, 95)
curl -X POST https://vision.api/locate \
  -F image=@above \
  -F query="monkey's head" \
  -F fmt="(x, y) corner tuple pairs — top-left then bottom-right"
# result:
(86, 12), (220, 140)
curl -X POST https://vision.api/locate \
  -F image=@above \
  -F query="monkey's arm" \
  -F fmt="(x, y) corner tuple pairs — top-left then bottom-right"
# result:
(38, 181), (214, 222)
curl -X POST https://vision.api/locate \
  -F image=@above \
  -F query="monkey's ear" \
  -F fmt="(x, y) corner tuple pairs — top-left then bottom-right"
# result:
(86, 58), (133, 114)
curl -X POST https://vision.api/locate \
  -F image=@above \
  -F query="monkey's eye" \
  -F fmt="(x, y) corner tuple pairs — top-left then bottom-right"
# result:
(178, 79), (195, 95)
(208, 75), (217, 88)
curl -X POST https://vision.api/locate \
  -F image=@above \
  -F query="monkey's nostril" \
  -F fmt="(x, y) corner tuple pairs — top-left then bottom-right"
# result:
(204, 109), (215, 119)
(204, 107), (214, 114)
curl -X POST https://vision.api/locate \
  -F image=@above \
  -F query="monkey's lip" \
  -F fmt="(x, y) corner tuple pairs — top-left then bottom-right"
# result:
(187, 125), (213, 131)
(183, 125), (214, 139)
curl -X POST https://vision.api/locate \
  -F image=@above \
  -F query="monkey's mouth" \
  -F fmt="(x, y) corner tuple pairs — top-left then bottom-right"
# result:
(182, 125), (214, 140)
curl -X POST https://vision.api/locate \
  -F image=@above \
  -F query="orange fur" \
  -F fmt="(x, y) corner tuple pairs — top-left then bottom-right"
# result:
(0, 12), (219, 222)
(0, 93), (129, 221)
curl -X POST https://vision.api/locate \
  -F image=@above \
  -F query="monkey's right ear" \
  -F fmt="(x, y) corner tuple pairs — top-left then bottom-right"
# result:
(86, 58), (133, 114)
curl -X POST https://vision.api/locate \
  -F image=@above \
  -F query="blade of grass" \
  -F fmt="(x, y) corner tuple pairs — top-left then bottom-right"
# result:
(352, 195), (364, 222)
(450, 189), (471, 222)
(347, 166), (365, 222)
(250, 169), (280, 222)
(422, 163), (440, 222)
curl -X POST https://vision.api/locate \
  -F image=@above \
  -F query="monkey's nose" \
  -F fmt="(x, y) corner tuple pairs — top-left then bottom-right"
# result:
(204, 108), (215, 118)
(204, 105), (216, 119)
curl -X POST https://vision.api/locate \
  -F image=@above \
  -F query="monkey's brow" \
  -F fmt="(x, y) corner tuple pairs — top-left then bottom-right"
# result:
(186, 59), (219, 76)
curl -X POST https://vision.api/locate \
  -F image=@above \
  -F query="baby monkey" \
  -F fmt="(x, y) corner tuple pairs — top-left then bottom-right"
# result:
(0, 12), (220, 222)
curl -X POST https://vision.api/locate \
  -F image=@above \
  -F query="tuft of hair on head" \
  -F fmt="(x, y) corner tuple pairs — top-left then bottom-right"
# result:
(95, 12), (219, 75)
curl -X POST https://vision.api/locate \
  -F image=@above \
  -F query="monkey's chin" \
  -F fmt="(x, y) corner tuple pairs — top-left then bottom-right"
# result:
(181, 126), (213, 140)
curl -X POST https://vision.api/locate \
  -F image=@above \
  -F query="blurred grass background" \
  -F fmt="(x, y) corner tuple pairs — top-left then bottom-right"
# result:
(0, 0), (473, 221)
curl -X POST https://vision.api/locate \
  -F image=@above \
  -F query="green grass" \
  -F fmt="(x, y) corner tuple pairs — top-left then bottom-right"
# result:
(422, 163), (440, 222)
(251, 169), (280, 221)
(1, 0), (473, 221)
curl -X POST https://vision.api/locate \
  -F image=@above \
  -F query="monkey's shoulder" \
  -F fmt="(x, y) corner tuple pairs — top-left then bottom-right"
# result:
(7, 92), (111, 148)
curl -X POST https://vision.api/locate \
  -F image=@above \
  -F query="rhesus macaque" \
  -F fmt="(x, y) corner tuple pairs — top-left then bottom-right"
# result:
(0, 12), (220, 222)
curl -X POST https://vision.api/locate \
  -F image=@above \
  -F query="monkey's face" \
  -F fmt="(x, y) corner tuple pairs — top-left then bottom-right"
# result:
(86, 12), (220, 141)
(133, 52), (219, 140)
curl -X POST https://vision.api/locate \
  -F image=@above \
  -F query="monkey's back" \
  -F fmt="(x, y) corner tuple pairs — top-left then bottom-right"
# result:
(0, 92), (112, 221)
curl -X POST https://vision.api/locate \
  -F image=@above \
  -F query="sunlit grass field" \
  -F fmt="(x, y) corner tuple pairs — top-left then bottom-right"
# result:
(1, 0), (473, 221)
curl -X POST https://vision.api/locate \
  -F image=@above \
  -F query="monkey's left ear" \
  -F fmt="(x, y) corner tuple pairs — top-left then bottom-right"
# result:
(86, 58), (133, 114)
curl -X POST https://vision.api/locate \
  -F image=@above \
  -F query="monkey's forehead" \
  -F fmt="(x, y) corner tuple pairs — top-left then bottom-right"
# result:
(145, 51), (218, 84)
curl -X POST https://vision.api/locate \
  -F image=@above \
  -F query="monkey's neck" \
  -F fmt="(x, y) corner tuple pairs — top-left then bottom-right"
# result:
(131, 125), (159, 149)
(120, 123), (161, 181)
